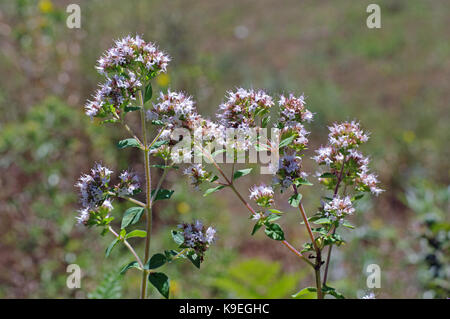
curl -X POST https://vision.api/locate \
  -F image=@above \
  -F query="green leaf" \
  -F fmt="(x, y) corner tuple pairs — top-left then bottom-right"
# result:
(322, 285), (345, 299)
(251, 222), (263, 236)
(254, 143), (269, 151)
(212, 149), (226, 157)
(125, 230), (147, 239)
(233, 168), (253, 180)
(149, 139), (169, 150)
(124, 106), (141, 112)
(121, 207), (145, 229)
(120, 261), (141, 275)
(288, 193), (302, 207)
(279, 134), (296, 148)
(268, 209), (285, 215)
(148, 272), (170, 299)
(187, 251), (201, 269)
(105, 238), (119, 257)
(164, 250), (179, 262)
(171, 230), (184, 246)
(314, 218), (332, 225)
(117, 138), (141, 150)
(143, 83), (153, 103)
(292, 287), (317, 299)
(342, 221), (355, 229)
(151, 189), (174, 201)
(319, 172), (335, 179)
(266, 214), (281, 223)
(261, 116), (270, 128)
(264, 223), (285, 241)
(151, 119), (165, 126)
(151, 164), (178, 169)
(294, 177), (313, 186)
(203, 185), (225, 197)
(146, 253), (167, 270)
(352, 194), (365, 201)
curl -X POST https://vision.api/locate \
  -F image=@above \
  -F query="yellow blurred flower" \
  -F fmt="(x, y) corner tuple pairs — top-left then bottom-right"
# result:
(170, 279), (180, 296)
(402, 130), (415, 144)
(39, 0), (54, 14)
(157, 73), (170, 87)
(370, 218), (383, 230)
(176, 201), (191, 214)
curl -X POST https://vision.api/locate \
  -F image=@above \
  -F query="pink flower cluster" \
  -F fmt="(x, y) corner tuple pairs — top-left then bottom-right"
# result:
(313, 121), (382, 196)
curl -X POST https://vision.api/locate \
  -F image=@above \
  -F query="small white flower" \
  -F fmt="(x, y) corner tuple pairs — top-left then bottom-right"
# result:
(324, 196), (355, 218)
(249, 184), (274, 207)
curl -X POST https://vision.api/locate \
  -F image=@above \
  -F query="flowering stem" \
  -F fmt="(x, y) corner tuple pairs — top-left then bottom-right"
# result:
(108, 192), (146, 208)
(113, 112), (144, 149)
(322, 157), (347, 286)
(199, 147), (313, 267)
(138, 89), (152, 300)
(173, 248), (189, 259)
(108, 226), (144, 269)
(151, 165), (168, 203)
(292, 185), (323, 298)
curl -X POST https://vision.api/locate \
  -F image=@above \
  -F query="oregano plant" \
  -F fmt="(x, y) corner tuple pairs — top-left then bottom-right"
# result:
(76, 35), (216, 299)
(77, 35), (383, 299)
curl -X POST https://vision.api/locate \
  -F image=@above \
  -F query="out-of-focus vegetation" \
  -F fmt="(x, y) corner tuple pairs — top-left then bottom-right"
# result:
(0, 0), (448, 298)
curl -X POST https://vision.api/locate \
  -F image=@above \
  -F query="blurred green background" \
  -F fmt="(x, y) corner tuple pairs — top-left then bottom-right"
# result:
(0, 0), (448, 299)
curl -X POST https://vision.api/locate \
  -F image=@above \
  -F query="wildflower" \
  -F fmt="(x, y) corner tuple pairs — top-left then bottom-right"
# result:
(251, 212), (265, 221)
(96, 35), (170, 76)
(279, 93), (313, 125)
(249, 184), (274, 207)
(177, 220), (216, 261)
(217, 88), (274, 129)
(280, 123), (310, 151)
(147, 90), (197, 128)
(324, 196), (355, 220)
(76, 208), (90, 225)
(273, 154), (308, 191)
(357, 171), (384, 196)
(312, 146), (334, 166)
(75, 163), (113, 210)
(362, 292), (376, 299)
(183, 164), (211, 189)
(115, 170), (140, 196)
(327, 121), (369, 150)
(313, 122), (382, 196)
(205, 227), (217, 244)
(85, 35), (170, 119)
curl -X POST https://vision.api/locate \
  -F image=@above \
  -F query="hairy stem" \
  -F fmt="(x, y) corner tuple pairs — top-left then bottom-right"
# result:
(292, 184), (323, 298)
(201, 146), (312, 267)
(138, 89), (152, 299)
(108, 226), (144, 269)
(322, 157), (347, 286)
